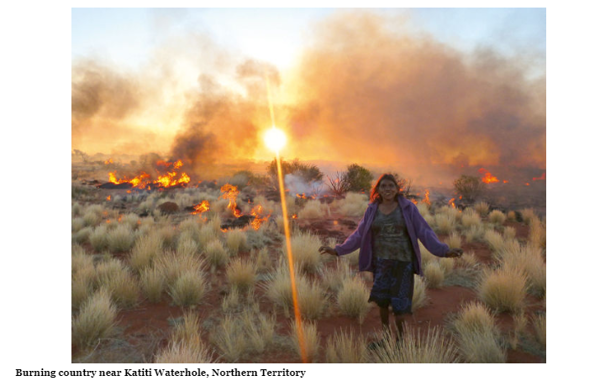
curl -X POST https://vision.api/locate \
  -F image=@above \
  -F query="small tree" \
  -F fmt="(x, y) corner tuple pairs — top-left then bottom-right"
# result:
(343, 164), (373, 193)
(454, 175), (484, 202)
(267, 158), (324, 183)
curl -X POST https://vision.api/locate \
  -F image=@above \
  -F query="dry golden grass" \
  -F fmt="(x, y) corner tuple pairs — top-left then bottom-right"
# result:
(72, 217), (85, 233)
(483, 229), (505, 252)
(209, 315), (246, 362)
(474, 201), (490, 217)
(290, 319), (320, 363)
(418, 242), (437, 267)
(156, 311), (212, 363)
(335, 192), (369, 217)
(72, 288), (117, 347)
(298, 199), (327, 219)
(253, 247), (271, 273)
(176, 234), (200, 257)
(464, 225), (484, 243)
(503, 226), (516, 240)
(444, 231), (462, 249)
(155, 251), (205, 287)
(95, 259), (140, 308)
(459, 251), (478, 267)
(412, 275), (428, 311)
(507, 210), (517, 222)
(321, 260), (352, 292)
(72, 271), (94, 311)
(416, 202), (431, 218)
(140, 267), (166, 303)
(156, 225), (178, 250)
(83, 209), (103, 227)
(203, 239), (230, 271)
(532, 314), (546, 348)
(240, 309), (276, 354)
(452, 301), (498, 336)
(423, 261), (445, 289)
(500, 244), (546, 297)
(324, 329), (368, 363)
(264, 264), (308, 316)
(434, 213), (456, 235)
(370, 325), (458, 363)
(488, 210), (506, 225)
(129, 233), (163, 273)
(477, 266), (527, 313)
(297, 279), (327, 320)
(520, 208), (538, 225)
(336, 276), (371, 323)
(168, 270), (208, 307)
(225, 229), (248, 256)
(226, 257), (257, 293)
(89, 224), (110, 252)
(73, 226), (93, 245)
(454, 324), (506, 363)
(288, 231), (323, 274)
(528, 217), (546, 250)
(439, 257), (455, 276)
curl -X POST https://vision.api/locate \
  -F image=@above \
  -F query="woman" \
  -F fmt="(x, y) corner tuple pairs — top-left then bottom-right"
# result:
(319, 174), (462, 344)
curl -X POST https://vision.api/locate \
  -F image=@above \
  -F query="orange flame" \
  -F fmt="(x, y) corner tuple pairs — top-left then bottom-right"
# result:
(448, 198), (456, 208)
(292, 214), (298, 219)
(104, 158), (113, 165)
(478, 168), (499, 184)
(106, 195), (111, 201)
(191, 200), (210, 216)
(219, 184), (242, 218)
(423, 189), (431, 205)
(249, 204), (270, 230)
(533, 172), (546, 181)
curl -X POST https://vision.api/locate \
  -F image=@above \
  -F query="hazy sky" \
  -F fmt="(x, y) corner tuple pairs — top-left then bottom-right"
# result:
(72, 8), (545, 72)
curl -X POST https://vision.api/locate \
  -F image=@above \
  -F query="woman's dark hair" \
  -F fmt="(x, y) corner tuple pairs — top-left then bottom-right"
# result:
(370, 173), (401, 203)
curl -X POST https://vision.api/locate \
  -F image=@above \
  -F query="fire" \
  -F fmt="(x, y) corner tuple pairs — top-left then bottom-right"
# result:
(106, 195), (111, 201)
(423, 189), (431, 205)
(292, 214), (298, 219)
(250, 204), (271, 230)
(219, 184), (242, 218)
(296, 193), (307, 199)
(107, 159), (190, 189)
(478, 168), (499, 184)
(533, 172), (546, 181)
(104, 158), (113, 165)
(192, 200), (210, 216)
(448, 198), (456, 208)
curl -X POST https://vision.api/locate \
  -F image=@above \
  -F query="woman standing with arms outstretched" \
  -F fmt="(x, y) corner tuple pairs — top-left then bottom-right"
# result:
(319, 174), (463, 345)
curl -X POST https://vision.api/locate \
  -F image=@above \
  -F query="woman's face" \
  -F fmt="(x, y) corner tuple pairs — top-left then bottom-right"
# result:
(378, 179), (398, 202)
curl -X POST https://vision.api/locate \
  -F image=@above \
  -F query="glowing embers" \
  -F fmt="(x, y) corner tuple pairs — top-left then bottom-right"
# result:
(249, 204), (271, 230)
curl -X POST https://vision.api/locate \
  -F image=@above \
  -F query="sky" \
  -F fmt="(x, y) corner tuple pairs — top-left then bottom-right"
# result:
(72, 8), (546, 72)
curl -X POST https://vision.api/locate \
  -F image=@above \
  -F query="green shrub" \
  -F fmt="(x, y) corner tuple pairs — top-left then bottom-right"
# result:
(343, 163), (373, 192)
(453, 175), (484, 202)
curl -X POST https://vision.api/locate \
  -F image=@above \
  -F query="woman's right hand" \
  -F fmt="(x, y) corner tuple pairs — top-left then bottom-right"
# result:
(319, 246), (337, 256)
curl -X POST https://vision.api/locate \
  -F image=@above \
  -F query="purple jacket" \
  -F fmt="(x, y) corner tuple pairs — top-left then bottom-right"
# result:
(334, 195), (449, 276)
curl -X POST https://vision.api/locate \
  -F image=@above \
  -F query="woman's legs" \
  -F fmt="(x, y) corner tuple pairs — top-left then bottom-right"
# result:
(380, 307), (404, 341)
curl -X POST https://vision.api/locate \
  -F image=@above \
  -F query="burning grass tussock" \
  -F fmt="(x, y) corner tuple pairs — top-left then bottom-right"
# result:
(72, 288), (117, 348)
(324, 329), (368, 363)
(370, 325), (459, 363)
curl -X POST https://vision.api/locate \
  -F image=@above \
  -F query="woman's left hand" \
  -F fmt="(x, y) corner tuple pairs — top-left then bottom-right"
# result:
(446, 248), (463, 258)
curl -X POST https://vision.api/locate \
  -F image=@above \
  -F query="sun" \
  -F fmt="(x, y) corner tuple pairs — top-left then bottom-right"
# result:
(264, 127), (287, 153)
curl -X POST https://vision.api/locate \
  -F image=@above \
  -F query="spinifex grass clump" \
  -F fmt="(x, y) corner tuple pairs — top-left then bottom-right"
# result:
(488, 210), (506, 225)
(95, 258), (140, 308)
(265, 264), (309, 317)
(461, 209), (482, 229)
(168, 270), (208, 307)
(72, 288), (117, 348)
(210, 310), (276, 362)
(335, 192), (369, 217)
(155, 312), (212, 363)
(298, 199), (327, 219)
(203, 239), (230, 271)
(412, 275), (428, 311)
(140, 267), (166, 303)
(107, 224), (135, 252)
(325, 329), (368, 363)
(370, 325), (458, 363)
(129, 233), (163, 273)
(288, 231), (323, 274)
(297, 279), (327, 320)
(226, 257), (257, 293)
(225, 229), (248, 256)
(336, 276), (371, 323)
(89, 224), (110, 252)
(290, 319), (320, 363)
(499, 244), (546, 297)
(478, 266), (527, 313)
(445, 231), (462, 249)
(434, 213), (456, 235)
(423, 261), (445, 289)
(475, 201), (490, 217)
(321, 260), (352, 292)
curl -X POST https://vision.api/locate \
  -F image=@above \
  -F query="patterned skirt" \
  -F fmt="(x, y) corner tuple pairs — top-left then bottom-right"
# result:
(368, 257), (414, 315)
